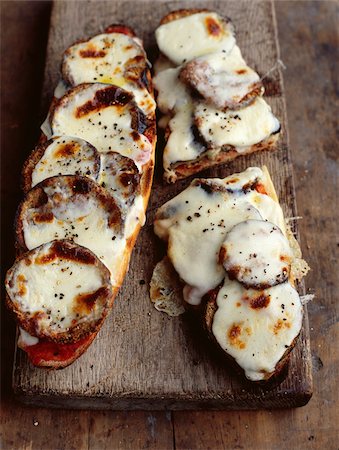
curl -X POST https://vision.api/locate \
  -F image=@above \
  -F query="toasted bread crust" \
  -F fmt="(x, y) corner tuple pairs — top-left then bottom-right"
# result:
(159, 8), (211, 25)
(8, 24), (157, 369)
(165, 134), (279, 183)
(19, 330), (98, 369)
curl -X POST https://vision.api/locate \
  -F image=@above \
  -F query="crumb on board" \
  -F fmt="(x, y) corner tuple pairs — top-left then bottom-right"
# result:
(150, 256), (185, 317)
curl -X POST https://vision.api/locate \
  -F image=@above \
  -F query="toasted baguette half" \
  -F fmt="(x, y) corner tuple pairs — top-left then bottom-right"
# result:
(6, 24), (157, 369)
(154, 9), (280, 183)
(165, 134), (279, 183)
(152, 166), (309, 382)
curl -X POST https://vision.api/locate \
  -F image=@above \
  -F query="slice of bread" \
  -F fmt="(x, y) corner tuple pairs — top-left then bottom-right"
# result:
(154, 9), (280, 183)
(6, 24), (157, 369)
(152, 166), (309, 381)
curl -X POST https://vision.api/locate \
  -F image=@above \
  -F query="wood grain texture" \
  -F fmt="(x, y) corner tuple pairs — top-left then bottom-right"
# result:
(10, 0), (313, 409)
(2, 1), (338, 449)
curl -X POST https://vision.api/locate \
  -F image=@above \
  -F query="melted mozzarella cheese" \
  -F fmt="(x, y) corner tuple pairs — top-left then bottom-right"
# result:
(124, 194), (145, 238)
(154, 167), (288, 305)
(18, 328), (39, 346)
(163, 103), (204, 173)
(194, 97), (280, 149)
(23, 185), (126, 286)
(50, 84), (136, 154)
(212, 277), (302, 381)
(97, 129), (152, 171)
(221, 220), (292, 288)
(99, 152), (140, 211)
(153, 67), (190, 113)
(31, 136), (100, 188)
(62, 33), (155, 116)
(54, 80), (68, 99)
(5, 241), (109, 333)
(156, 12), (236, 65)
(181, 45), (262, 109)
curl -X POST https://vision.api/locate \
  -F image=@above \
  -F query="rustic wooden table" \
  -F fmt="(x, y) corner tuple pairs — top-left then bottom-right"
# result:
(1, 1), (338, 449)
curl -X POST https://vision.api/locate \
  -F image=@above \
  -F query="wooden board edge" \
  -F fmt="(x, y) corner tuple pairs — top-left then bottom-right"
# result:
(13, 389), (312, 411)
(11, 0), (313, 409)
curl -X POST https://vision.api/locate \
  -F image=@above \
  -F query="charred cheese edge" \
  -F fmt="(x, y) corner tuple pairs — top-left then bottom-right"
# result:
(153, 166), (309, 381)
(5, 240), (112, 343)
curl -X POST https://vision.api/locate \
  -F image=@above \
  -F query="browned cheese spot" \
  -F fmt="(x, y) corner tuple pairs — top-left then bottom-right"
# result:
(52, 241), (97, 266)
(35, 252), (57, 265)
(280, 255), (291, 263)
(33, 212), (54, 224)
(250, 293), (271, 309)
(130, 130), (140, 142)
(79, 44), (106, 58)
(228, 323), (246, 349)
(254, 182), (268, 195)
(227, 265), (242, 281)
(17, 274), (27, 296)
(227, 177), (240, 184)
(205, 16), (223, 37)
(75, 86), (133, 119)
(73, 287), (108, 315)
(54, 142), (80, 158)
(273, 319), (291, 335)
(236, 69), (247, 75)
(219, 245), (227, 264)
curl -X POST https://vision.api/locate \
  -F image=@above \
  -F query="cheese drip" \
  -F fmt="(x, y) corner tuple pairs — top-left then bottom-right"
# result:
(163, 103), (205, 173)
(212, 277), (302, 381)
(153, 67), (190, 114)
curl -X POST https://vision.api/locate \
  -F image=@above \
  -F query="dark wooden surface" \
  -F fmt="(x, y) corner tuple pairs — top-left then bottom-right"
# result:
(10, 0), (312, 410)
(1, 0), (338, 447)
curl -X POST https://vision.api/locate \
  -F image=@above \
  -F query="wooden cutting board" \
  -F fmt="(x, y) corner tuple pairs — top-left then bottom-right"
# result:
(12, 0), (313, 410)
